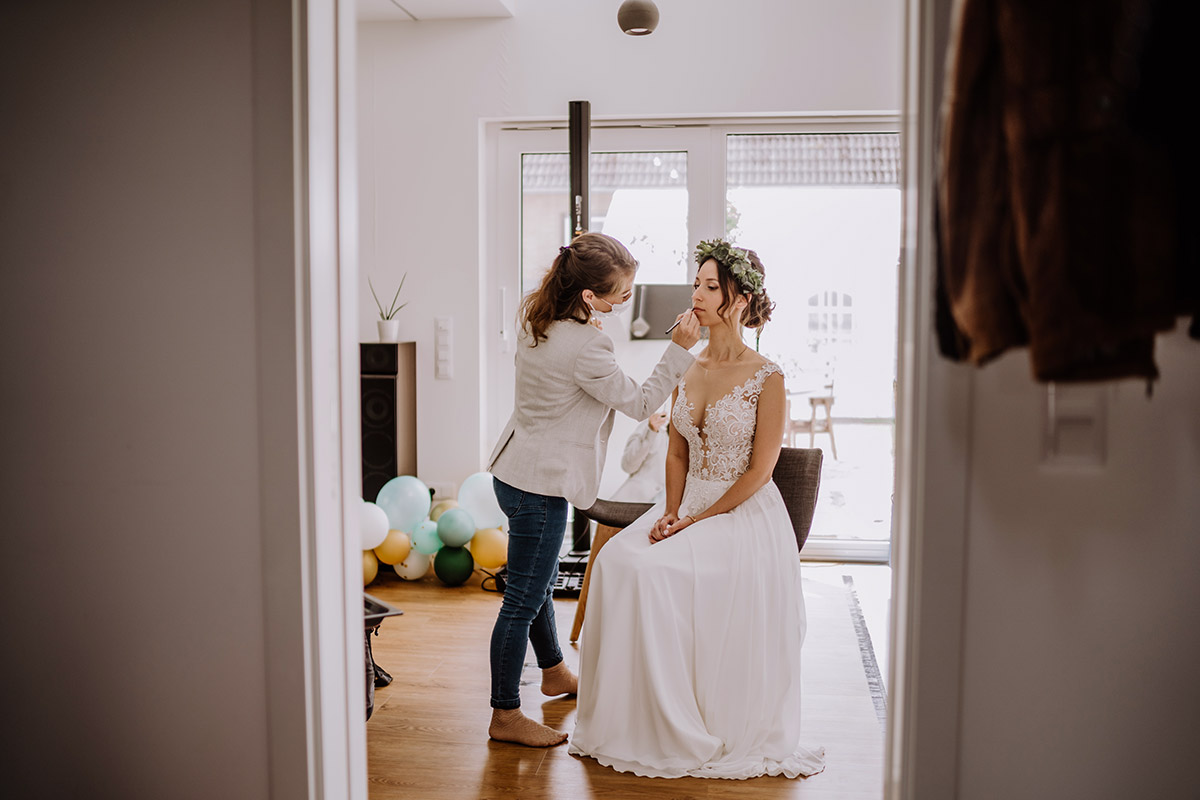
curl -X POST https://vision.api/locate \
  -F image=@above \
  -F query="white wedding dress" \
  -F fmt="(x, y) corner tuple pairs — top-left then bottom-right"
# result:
(569, 362), (826, 780)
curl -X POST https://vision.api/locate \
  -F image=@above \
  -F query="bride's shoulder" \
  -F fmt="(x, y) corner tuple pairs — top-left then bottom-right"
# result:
(747, 357), (786, 393)
(747, 354), (784, 378)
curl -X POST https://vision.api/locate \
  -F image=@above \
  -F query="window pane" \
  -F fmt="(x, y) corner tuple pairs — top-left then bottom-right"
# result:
(726, 132), (901, 545)
(521, 151), (689, 293)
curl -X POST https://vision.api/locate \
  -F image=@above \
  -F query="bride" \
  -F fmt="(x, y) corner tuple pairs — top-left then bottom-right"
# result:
(569, 240), (826, 780)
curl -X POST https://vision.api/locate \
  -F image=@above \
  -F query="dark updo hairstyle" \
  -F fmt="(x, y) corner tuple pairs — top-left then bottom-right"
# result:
(519, 232), (638, 345)
(708, 248), (775, 330)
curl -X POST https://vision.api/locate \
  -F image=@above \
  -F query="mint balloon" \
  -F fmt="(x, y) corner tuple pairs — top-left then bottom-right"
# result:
(436, 508), (476, 548)
(412, 519), (443, 555)
(376, 475), (431, 533)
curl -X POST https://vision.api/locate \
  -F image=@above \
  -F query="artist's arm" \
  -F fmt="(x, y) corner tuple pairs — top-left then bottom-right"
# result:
(661, 372), (785, 537)
(649, 390), (689, 542)
(574, 314), (697, 422)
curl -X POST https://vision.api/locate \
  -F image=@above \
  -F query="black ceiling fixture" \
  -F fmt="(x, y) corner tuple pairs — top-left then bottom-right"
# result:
(617, 1), (660, 36)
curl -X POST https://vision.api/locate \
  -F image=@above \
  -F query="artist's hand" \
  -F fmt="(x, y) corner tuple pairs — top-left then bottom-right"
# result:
(588, 316), (603, 331)
(649, 512), (679, 543)
(648, 412), (668, 433)
(670, 309), (701, 349)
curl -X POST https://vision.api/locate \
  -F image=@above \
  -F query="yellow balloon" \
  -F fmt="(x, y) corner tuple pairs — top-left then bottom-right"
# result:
(363, 550), (379, 586)
(430, 499), (458, 522)
(374, 530), (412, 565)
(470, 527), (508, 569)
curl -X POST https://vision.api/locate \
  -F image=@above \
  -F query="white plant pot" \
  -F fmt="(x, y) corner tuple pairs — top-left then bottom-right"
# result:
(377, 319), (400, 342)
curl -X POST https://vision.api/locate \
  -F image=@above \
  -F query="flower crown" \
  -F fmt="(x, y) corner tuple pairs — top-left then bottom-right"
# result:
(694, 239), (764, 295)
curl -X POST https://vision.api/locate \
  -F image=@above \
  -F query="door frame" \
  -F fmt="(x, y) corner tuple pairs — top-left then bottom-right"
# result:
(261, 0), (367, 798)
(289, 2), (971, 798)
(884, 0), (971, 797)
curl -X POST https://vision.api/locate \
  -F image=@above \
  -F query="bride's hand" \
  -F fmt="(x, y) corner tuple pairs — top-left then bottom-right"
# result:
(665, 514), (697, 536)
(649, 512), (679, 543)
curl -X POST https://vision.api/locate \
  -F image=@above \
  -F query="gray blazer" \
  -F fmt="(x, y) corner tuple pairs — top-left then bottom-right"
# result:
(488, 319), (694, 509)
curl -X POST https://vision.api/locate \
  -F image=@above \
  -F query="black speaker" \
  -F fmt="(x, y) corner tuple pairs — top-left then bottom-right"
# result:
(361, 344), (398, 502)
(361, 343), (398, 376)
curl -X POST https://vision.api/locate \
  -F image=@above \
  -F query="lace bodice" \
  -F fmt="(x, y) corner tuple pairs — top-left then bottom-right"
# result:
(672, 362), (783, 484)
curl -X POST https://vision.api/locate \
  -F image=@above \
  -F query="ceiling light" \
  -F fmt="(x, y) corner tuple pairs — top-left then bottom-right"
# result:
(617, 0), (660, 36)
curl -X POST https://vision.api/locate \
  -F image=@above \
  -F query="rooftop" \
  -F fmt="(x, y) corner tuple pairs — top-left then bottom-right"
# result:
(522, 133), (901, 191)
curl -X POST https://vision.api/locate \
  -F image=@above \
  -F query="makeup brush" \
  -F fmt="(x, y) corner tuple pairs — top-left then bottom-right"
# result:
(664, 311), (689, 336)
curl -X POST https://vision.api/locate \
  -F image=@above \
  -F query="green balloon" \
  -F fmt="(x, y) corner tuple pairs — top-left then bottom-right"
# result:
(433, 546), (474, 587)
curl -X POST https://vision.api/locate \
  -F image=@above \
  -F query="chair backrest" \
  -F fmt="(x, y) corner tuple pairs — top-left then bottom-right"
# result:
(582, 446), (823, 552)
(771, 446), (823, 552)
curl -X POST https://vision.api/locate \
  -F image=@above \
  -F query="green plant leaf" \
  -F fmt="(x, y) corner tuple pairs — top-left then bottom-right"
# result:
(371, 273), (409, 319)
(368, 276), (387, 320)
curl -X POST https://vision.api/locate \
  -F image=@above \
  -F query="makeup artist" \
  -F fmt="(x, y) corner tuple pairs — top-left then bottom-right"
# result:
(484, 231), (700, 747)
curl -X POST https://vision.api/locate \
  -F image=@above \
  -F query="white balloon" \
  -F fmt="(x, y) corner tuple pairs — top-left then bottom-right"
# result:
(457, 472), (507, 530)
(394, 550), (431, 580)
(359, 500), (390, 550)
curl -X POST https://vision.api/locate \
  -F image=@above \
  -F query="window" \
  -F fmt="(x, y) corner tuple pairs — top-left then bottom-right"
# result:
(521, 149), (690, 291)
(486, 119), (899, 559)
(808, 290), (854, 347)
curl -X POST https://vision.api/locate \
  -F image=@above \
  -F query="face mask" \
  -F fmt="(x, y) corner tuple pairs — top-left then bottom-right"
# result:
(587, 295), (632, 319)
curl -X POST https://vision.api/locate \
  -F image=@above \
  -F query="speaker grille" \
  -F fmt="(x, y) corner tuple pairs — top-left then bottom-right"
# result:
(361, 373), (398, 502)
(360, 343), (398, 376)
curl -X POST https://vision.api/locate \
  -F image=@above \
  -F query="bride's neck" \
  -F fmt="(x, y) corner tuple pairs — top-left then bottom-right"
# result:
(703, 322), (748, 362)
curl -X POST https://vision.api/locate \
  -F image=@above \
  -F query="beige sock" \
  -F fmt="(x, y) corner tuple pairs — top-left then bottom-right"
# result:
(488, 708), (568, 747)
(540, 661), (578, 697)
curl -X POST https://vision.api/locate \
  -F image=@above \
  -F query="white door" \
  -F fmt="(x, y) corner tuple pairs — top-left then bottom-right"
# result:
(482, 124), (715, 463)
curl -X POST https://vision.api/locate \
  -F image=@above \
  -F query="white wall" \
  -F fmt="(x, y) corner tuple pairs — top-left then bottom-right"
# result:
(0, 2), (298, 796)
(907, 1), (1200, 796)
(357, 0), (904, 493)
(953, 334), (1200, 798)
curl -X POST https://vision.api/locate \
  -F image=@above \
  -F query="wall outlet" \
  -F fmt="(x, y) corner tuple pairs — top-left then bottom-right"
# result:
(428, 481), (457, 501)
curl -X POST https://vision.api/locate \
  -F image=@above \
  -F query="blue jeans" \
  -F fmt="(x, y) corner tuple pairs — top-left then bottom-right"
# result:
(490, 477), (567, 709)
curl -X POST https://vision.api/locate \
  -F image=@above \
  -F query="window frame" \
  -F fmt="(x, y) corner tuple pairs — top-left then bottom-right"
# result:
(482, 114), (901, 564)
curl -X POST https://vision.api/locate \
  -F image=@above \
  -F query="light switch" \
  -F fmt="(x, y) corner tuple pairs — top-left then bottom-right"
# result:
(1041, 383), (1107, 467)
(434, 316), (453, 380)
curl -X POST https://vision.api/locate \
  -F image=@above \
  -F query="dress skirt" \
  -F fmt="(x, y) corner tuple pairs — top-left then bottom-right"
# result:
(569, 476), (826, 779)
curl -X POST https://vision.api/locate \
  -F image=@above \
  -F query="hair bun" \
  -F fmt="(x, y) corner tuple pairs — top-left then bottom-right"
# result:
(744, 289), (775, 329)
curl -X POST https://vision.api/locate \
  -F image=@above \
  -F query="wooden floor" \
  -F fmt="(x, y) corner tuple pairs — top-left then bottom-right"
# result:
(365, 568), (885, 800)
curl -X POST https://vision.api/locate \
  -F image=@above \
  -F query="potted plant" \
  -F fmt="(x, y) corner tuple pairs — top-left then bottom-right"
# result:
(369, 274), (408, 342)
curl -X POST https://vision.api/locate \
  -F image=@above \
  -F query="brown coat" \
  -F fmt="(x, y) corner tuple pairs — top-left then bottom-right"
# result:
(936, 0), (1197, 382)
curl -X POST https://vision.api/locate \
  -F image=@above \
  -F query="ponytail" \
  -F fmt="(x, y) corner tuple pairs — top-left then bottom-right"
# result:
(519, 232), (638, 344)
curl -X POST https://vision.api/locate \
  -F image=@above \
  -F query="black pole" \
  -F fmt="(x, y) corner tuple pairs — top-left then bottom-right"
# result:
(568, 100), (590, 238)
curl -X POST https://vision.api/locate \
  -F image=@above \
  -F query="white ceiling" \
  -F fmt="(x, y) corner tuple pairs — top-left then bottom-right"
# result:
(357, 0), (516, 22)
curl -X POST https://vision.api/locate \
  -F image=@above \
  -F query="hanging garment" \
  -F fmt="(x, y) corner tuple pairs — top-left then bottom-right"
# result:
(936, 0), (1197, 382)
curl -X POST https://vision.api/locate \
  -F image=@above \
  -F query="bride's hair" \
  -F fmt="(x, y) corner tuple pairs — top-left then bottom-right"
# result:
(519, 232), (638, 345)
(714, 248), (775, 330)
